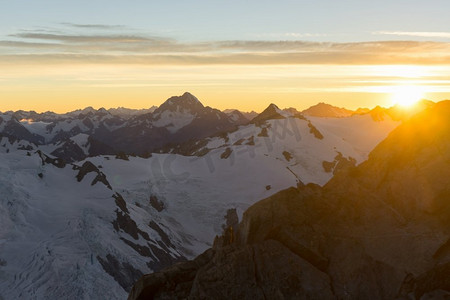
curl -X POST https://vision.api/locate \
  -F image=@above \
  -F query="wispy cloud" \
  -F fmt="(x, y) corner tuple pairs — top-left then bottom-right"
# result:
(61, 23), (127, 30)
(1, 27), (450, 65)
(10, 32), (170, 44)
(1, 49), (449, 66)
(255, 32), (328, 39)
(284, 33), (327, 38)
(0, 40), (63, 48)
(374, 31), (450, 39)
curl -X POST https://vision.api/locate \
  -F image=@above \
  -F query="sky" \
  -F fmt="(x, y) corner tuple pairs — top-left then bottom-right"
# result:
(0, 0), (450, 112)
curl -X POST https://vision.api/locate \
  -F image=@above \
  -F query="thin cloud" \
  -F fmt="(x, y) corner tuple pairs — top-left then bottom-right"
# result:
(20, 28), (63, 34)
(11, 32), (171, 44)
(61, 23), (127, 30)
(1, 28), (450, 65)
(284, 33), (327, 38)
(256, 32), (328, 39)
(0, 40), (63, 48)
(374, 31), (450, 39)
(1, 49), (450, 66)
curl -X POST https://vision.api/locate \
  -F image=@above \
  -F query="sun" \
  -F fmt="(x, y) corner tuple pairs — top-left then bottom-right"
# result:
(390, 85), (425, 108)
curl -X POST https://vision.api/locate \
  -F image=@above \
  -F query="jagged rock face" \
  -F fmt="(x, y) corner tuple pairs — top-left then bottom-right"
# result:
(74, 161), (111, 187)
(130, 241), (335, 300)
(129, 101), (450, 299)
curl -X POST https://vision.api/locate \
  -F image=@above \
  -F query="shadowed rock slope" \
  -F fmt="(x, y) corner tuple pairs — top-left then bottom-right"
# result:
(129, 101), (450, 300)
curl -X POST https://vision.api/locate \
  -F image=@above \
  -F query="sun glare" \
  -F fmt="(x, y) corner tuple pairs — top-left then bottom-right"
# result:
(390, 85), (425, 108)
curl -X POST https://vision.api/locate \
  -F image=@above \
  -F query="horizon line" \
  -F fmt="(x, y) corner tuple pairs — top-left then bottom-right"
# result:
(0, 93), (440, 115)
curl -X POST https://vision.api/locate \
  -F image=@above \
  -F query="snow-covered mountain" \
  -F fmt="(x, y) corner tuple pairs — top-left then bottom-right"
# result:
(1, 96), (427, 299)
(0, 93), (247, 161)
(163, 103), (400, 185)
(0, 151), (188, 299)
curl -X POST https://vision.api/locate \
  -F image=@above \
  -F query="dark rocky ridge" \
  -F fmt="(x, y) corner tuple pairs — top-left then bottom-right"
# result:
(129, 101), (450, 299)
(250, 103), (285, 125)
(74, 161), (112, 189)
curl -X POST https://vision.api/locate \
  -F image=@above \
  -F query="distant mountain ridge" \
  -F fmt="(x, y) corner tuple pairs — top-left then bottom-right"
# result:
(223, 109), (258, 121)
(301, 102), (359, 118)
(0, 94), (434, 163)
(0, 92), (247, 161)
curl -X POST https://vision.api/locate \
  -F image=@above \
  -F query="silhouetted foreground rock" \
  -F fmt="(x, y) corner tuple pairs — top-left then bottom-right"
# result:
(129, 101), (450, 299)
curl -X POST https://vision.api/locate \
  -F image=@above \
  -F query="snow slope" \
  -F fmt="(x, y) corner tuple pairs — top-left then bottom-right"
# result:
(0, 152), (185, 299)
(171, 112), (400, 185)
(152, 109), (196, 134)
(0, 154), (126, 299)
(0, 112), (400, 299)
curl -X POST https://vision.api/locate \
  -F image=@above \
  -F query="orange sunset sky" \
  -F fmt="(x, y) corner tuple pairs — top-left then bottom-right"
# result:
(1, 1), (450, 113)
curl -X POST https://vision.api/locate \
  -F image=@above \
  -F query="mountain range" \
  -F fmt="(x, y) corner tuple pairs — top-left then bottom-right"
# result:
(0, 93), (248, 161)
(0, 92), (423, 164)
(0, 92), (443, 299)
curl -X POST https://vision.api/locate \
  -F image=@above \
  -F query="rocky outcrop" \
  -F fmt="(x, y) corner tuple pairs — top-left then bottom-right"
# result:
(257, 127), (268, 137)
(322, 152), (356, 174)
(282, 150), (292, 162)
(307, 120), (324, 139)
(149, 195), (165, 212)
(98, 254), (144, 292)
(114, 193), (129, 213)
(112, 210), (149, 241)
(129, 101), (450, 299)
(36, 150), (66, 168)
(220, 147), (232, 159)
(115, 152), (129, 161)
(74, 161), (112, 189)
(148, 221), (174, 249)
